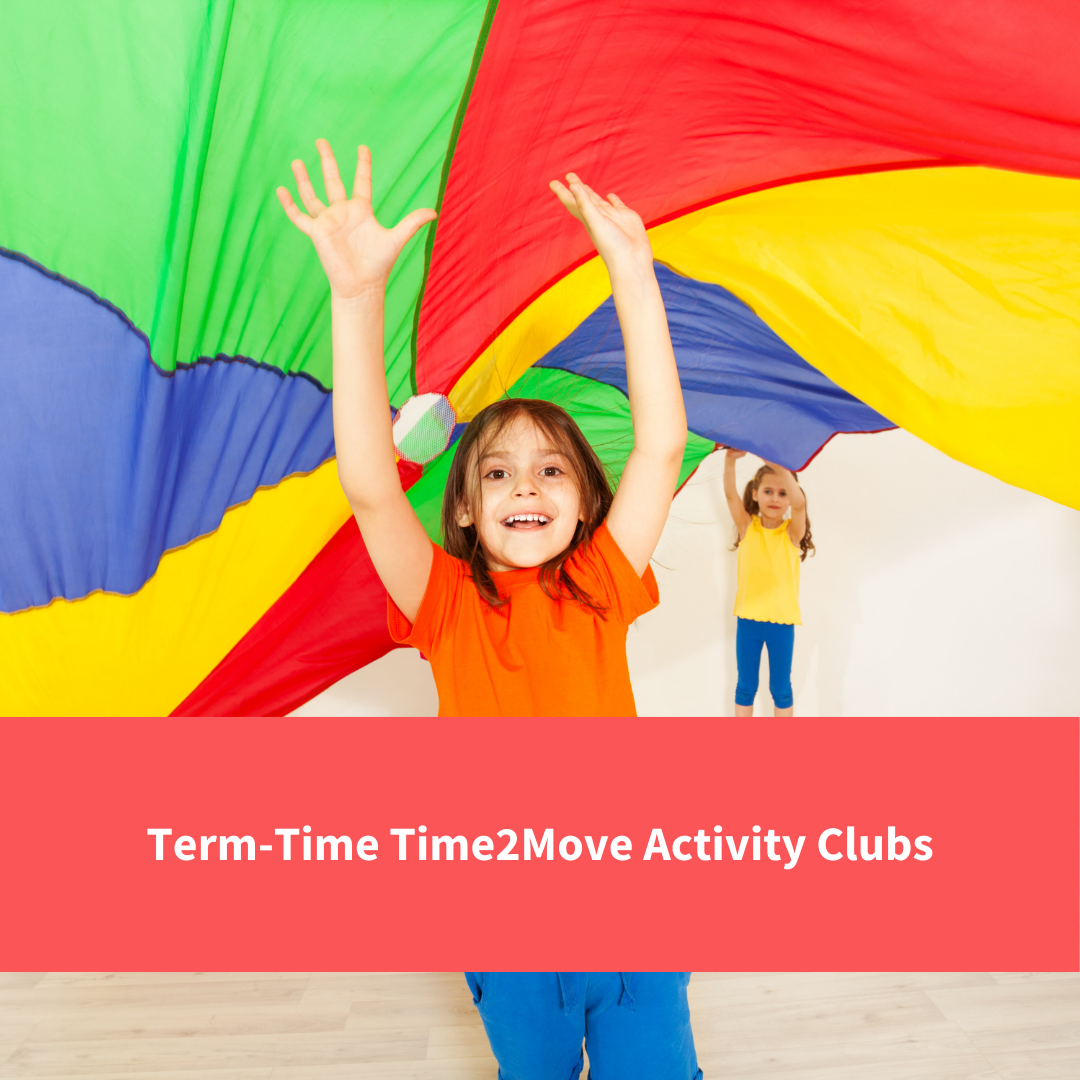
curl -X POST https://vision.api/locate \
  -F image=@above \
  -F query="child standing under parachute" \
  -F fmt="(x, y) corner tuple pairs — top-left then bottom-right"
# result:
(279, 141), (700, 1079)
(277, 139), (688, 719)
(723, 448), (815, 717)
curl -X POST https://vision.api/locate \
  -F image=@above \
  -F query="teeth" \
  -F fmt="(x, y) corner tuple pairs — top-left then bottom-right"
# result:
(505, 513), (549, 524)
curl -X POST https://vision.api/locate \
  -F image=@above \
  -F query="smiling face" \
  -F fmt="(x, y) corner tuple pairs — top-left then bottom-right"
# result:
(754, 470), (791, 525)
(455, 416), (584, 572)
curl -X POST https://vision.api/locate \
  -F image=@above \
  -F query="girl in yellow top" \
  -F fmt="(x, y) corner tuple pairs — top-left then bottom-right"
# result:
(723, 449), (815, 716)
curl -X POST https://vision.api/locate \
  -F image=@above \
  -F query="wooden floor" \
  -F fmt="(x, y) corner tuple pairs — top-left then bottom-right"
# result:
(1, 972), (1077, 1079)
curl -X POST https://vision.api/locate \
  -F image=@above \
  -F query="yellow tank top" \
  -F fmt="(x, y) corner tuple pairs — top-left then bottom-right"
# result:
(734, 515), (802, 624)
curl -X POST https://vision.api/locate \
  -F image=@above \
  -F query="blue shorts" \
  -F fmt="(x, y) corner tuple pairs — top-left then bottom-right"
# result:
(465, 972), (702, 1080)
(735, 617), (794, 709)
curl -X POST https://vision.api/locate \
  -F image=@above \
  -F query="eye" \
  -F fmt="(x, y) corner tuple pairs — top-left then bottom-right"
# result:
(484, 468), (509, 480)
(540, 466), (562, 477)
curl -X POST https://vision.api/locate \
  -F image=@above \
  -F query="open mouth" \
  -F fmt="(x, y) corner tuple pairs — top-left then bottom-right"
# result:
(501, 513), (551, 530)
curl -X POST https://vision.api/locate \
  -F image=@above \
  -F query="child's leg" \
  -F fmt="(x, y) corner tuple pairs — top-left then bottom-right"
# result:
(734, 617), (765, 716)
(763, 622), (795, 715)
(465, 972), (586, 1080)
(583, 972), (702, 1080)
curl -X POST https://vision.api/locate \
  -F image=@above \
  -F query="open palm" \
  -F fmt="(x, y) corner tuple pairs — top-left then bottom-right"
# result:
(277, 140), (436, 299)
(549, 172), (652, 269)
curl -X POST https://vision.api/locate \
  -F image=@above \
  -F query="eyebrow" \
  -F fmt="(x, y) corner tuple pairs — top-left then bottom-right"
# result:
(480, 448), (566, 460)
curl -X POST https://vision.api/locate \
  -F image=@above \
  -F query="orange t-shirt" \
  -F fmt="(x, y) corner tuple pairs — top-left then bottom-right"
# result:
(387, 523), (659, 716)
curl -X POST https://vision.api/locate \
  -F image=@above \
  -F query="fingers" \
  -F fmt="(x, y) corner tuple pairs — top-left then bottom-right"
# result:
(276, 186), (312, 235)
(390, 206), (438, 248)
(290, 159), (325, 216)
(549, 179), (584, 221)
(551, 173), (634, 229)
(565, 172), (594, 203)
(353, 144), (373, 203)
(316, 138), (347, 203)
(567, 173), (606, 209)
(565, 173), (606, 228)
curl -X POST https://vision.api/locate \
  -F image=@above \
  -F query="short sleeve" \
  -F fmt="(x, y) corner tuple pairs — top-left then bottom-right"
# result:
(570, 522), (659, 625)
(387, 541), (466, 654)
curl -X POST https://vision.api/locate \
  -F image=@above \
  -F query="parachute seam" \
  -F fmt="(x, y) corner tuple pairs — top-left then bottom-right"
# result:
(0, 461), (341, 616)
(409, 0), (501, 396)
(439, 157), (960, 392)
(0, 246), (330, 393)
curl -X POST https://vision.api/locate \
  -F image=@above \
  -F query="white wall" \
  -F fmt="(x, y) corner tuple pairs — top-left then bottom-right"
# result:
(292, 429), (1080, 717)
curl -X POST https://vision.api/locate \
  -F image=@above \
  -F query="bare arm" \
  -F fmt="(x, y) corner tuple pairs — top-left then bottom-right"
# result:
(723, 448), (752, 539)
(278, 141), (434, 621)
(550, 175), (687, 576)
(763, 461), (807, 548)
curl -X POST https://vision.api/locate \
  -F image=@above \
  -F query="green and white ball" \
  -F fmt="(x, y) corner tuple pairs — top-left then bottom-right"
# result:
(392, 393), (458, 466)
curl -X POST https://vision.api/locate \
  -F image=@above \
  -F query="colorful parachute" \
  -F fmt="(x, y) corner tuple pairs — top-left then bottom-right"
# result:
(2, 1), (1078, 716)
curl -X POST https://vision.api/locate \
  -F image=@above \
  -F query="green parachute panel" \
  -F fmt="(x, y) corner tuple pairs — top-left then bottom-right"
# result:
(0, 0), (488, 402)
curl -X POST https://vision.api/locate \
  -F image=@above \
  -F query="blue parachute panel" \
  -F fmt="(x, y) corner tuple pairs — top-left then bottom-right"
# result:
(0, 251), (335, 612)
(536, 263), (895, 469)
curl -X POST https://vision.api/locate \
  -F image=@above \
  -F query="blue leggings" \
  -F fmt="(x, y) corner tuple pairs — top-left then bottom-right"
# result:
(465, 972), (701, 1080)
(735, 617), (794, 709)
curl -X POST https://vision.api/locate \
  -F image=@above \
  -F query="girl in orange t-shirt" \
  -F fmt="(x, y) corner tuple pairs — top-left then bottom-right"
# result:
(278, 140), (688, 717)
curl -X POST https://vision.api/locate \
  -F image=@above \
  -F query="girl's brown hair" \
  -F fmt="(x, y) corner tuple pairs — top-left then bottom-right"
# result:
(735, 464), (816, 561)
(441, 398), (614, 613)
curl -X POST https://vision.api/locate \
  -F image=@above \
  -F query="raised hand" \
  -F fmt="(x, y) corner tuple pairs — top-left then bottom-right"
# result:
(549, 172), (652, 274)
(726, 447), (748, 460)
(277, 140), (436, 299)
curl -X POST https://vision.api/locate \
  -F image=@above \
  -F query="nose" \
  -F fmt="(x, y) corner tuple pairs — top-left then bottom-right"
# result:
(512, 476), (539, 498)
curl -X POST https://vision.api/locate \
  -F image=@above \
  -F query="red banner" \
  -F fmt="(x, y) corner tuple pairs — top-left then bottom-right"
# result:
(1, 717), (1075, 970)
